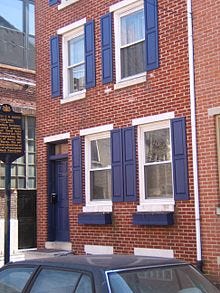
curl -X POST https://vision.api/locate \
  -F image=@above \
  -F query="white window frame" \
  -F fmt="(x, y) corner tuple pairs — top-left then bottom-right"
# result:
(58, 0), (79, 10)
(111, 0), (146, 88)
(84, 130), (112, 213)
(137, 119), (175, 212)
(57, 18), (86, 103)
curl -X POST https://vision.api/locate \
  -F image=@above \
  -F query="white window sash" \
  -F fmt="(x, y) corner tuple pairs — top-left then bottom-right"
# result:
(138, 120), (175, 211)
(61, 22), (85, 100)
(85, 132), (112, 211)
(113, 1), (144, 83)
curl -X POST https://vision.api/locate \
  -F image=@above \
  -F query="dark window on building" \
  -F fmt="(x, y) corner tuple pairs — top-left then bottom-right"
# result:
(0, 0), (35, 70)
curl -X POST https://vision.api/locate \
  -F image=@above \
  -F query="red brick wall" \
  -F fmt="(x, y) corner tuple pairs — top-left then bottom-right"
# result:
(35, 0), (218, 282)
(193, 0), (220, 281)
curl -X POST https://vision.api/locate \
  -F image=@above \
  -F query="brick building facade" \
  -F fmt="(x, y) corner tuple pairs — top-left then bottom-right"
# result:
(35, 0), (220, 283)
(193, 0), (220, 283)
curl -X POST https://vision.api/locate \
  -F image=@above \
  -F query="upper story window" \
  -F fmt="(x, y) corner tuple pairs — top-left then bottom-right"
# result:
(0, 0), (35, 70)
(120, 8), (145, 79)
(58, 19), (86, 102)
(113, 1), (145, 83)
(68, 34), (85, 94)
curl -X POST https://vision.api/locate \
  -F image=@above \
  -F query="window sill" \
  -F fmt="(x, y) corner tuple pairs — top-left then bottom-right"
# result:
(78, 212), (112, 225)
(114, 74), (146, 90)
(60, 90), (86, 104)
(133, 212), (174, 226)
(58, 0), (79, 10)
(137, 201), (175, 213)
(83, 203), (112, 213)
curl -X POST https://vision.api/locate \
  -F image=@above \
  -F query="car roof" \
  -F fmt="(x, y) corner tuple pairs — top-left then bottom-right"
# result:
(9, 254), (187, 272)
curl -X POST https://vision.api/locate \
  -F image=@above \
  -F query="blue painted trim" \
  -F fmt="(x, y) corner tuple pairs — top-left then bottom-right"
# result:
(84, 20), (96, 89)
(101, 13), (113, 84)
(78, 213), (112, 225)
(133, 212), (174, 226)
(144, 0), (159, 71)
(50, 35), (61, 97)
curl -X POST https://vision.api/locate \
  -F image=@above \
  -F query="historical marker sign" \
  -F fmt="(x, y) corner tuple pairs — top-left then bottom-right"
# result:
(0, 104), (24, 163)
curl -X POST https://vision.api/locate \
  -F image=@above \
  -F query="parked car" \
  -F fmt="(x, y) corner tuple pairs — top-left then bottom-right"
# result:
(0, 254), (219, 293)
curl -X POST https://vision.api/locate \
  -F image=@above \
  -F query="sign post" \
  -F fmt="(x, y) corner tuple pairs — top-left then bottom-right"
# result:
(0, 104), (24, 265)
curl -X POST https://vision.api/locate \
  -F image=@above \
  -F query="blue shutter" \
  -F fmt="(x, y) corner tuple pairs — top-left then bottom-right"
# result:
(171, 117), (189, 200)
(144, 0), (159, 71)
(122, 127), (137, 201)
(50, 35), (60, 97)
(84, 20), (96, 89)
(49, 0), (60, 6)
(72, 137), (83, 203)
(101, 13), (113, 84)
(111, 129), (124, 202)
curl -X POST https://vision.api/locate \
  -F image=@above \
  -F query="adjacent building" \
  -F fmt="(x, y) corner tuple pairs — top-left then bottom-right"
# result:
(35, 0), (220, 283)
(0, 0), (36, 263)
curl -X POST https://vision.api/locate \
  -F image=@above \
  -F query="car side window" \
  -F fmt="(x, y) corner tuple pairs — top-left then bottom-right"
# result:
(0, 267), (35, 293)
(75, 274), (93, 293)
(30, 268), (82, 293)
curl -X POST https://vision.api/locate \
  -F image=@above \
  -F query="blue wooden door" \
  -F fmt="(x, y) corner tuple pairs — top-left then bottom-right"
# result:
(54, 159), (69, 241)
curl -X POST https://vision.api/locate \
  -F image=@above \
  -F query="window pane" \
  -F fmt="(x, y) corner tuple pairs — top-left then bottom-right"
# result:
(28, 166), (35, 177)
(90, 169), (112, 200)
(28, 154), (35, 165)
(0, 0), (23, 32)
(11, 178), (16, 188)
(18, 165), (25, 176)
(55, 143), (68, 155)
(28, 117), (36, 139)
(145, 128), (171, 163)
(28, 141), (35, 152)
(18, 178), (25, 189)
(29, 3), (35, 36)
(144, 163), (172, 198)
(121, 9), (144, 46)
(28, 178), (36, 189)
(69, 64), (85, 93)
(121, 41), (145, 78)
(68, 35), (84, 65)
(91, 138), (111, 169)
(11, 165), (16, 176)
(30, 269), (81, 293)
(0, 267), (35, 293)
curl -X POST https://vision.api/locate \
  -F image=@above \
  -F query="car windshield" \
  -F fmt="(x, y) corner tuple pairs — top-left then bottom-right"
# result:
(107, 264), (219, 293)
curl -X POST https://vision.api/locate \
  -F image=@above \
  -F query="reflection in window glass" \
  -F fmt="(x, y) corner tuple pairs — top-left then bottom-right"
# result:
(30, 269), (81, 293)
(108, 265), (220, 293)
(0, 0), (23, 31)
(0, 0), (35, 69)
(29, 3), (35, 36)
(0, 267), (35, 293)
